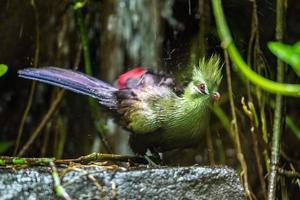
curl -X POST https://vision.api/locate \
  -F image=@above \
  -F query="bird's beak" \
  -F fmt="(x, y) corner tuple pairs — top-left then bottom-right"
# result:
(212, 92), (220, 103)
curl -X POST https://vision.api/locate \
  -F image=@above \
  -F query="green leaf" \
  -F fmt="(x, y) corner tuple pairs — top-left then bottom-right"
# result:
(0, 64), (8, 77)
(0, 141), (14, 154)
(73, 0), (87, 10)
(268, 42), (300, 77)
(293, 41), (300, 54)
(286, 116), (300, 141)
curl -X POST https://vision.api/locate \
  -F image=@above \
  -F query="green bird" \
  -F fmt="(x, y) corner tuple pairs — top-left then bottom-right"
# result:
(18, 56), (222, 156)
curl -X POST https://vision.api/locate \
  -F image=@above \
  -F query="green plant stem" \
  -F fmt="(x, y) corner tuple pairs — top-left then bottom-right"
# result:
(211, 0), (300, 96)
(50, 161), (72, 200)
(277, 168), (300, 179)
(74, 7), (92, 75)
(212, 105), (231, 138)
(198, 0), (209, 57)
(55, 115), (66, 159)
(206, 128), (215, 165)
(268, 0), (286, 199)
(0, 153), (147, 166)
(74, 4), (112, 153)
(285, 116), (300, 140)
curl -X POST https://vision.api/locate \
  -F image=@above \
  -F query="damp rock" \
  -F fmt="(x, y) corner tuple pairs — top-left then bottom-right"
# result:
(0, 165), (245, 200)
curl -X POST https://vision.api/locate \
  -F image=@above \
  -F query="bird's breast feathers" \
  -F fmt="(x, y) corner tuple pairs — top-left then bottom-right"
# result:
(117, 83), (208, 138)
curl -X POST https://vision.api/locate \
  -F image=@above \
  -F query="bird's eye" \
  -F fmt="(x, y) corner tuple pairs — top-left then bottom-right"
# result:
(197, 83), (206, 94)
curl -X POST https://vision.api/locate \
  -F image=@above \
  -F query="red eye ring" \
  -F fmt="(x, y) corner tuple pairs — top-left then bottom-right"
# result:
(197, 83), (206, 93)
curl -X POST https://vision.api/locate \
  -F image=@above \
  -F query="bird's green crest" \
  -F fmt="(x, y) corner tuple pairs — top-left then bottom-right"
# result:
(192, 55), (223, 92)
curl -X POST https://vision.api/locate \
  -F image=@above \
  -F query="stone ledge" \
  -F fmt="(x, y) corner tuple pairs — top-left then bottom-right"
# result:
(0, 165), (245, 200)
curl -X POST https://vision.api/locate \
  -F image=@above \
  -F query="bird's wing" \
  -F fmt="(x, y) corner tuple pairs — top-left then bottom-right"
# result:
(116, 73), (179, 134)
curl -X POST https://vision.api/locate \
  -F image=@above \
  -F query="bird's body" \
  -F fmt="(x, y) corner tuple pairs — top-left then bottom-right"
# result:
(18, 56), (222, 155)
(118, 72), (211, 154)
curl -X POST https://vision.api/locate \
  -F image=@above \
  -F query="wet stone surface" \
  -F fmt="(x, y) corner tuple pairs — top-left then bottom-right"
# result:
(0, 165), (245, 200)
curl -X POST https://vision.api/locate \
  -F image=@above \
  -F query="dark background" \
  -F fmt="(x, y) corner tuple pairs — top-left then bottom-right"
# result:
(0, 0), (299, 199)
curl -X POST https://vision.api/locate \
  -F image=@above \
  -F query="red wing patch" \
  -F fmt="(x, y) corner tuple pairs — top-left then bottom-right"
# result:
(117, 67), (146, 89)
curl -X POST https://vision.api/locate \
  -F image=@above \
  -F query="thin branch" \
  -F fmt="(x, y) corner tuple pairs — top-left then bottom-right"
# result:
(17, 90), (65, 156)
(14, 0), (40, 155)
(50, 161), (72, 200)
(16, 5), (84, 157)
(0, 153), (147, 166)
(224, 52), (253, 199)
(268, 0), (286, 199)
(277, 168), (300, 179)
(241, 97), (267, 199)
(206, 128), (215, 165)
(73, 5), (92, 75)
(73, 3), (113, 153)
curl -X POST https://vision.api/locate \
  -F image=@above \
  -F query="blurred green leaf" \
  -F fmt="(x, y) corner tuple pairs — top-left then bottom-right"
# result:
(73, 0), (87, 10)
(286, 116), (300, 141)
(0, 141), (14, 154)
(268, 41), (300, 77)
(293, 42), (300, 54)
(0, 64), (8, 77)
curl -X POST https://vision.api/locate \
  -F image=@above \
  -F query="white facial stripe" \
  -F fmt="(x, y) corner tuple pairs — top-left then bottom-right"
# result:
(194, 85), (209, 95)
(194, 86), (201, 93)
(204, 85), (209, 94)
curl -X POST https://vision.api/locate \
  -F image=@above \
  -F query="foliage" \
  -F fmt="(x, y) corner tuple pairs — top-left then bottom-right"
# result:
(268, 41), (300, 77)
(0, 141), (14, 154)
(0, 64), (8, 77)
(0, 1), (300, 199)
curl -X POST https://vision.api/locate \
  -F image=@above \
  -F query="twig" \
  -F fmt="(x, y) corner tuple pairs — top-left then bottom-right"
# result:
(224, 52), (253, 199)
(61, 166), (110, 198)
(41, 122), (51, 156)
(18, 24), (83, 157)
(241, 97), (267, 199)
(198, 0), (209, 57)
(54, 115), (66, 159)
(268, 0), (286, 199)
(206, 128), (215, 165)
(0, 153), (147, 166)
(73, 4), (92, 75)
(14, 0), (40, 155)
(17, 90), (65, 156)
(73, 2), (113, 153)
(50, 161), (72, 200)
(277, 168), (300, 179)
(62, 167), (104, 191)
(55, 153), (147, 165)
(246, 0), (258, 101)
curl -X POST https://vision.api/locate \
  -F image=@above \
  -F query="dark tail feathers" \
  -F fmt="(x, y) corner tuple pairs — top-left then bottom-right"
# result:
(18, 67), (118, 109)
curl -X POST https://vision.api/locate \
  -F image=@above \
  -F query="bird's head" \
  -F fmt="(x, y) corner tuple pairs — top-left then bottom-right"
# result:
(184, 55), (222, 103)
